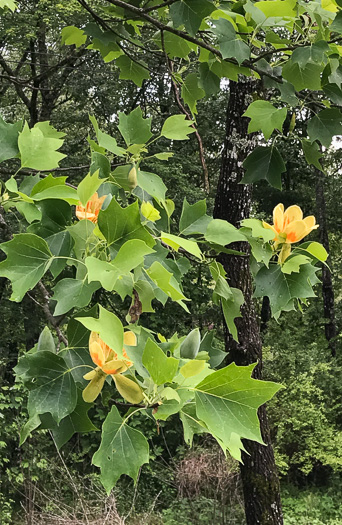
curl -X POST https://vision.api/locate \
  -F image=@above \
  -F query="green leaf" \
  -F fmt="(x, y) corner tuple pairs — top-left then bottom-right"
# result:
(301, 139), (323, 171)
(179, 198), (211, 235)
(52, 278), (100, 316)
(221, 288), (244, 342)
(180, 360), (206, 378)
(303, 241), (328, 262)
(254, 264), (318, 316)
(243, 101), (287, 140)
(92, 406), (149, 494)
(161, 115), (195, 140)
(142, 338), (179, 384)
(16, 351), (77, 424)
(18, 121), (66, 171)
(161, 232), (203, 260)
(47, 390), (97, 449)
(291, 42), (328, 69)
(89, 117), (126, 157)
(198, 63), (221, 96)
(15, 202), (41, 224)
(159, 31), (193, 58)
(76, 305), (124, 358)
(0, 0), (16, 11)
(240, 219), (275, 242)
(330, 10), (342, 32)
(323, 83), (342, 105)
(118, 107), (153, 146)
(181, 73), (205, 115)
(29, 175), (78, 204)
(146, 261), (189, 308)
(210, 261), (232, 302)
(0, 117), (22, 163)
(282, 60), (323, 91)
(86, 239), (154, 291)
(98, 198), (155, 249)
(0, 233), (52, 301)
(37, 327), (56, 353)
(241, 146), (286, 190)
(77, 170), (103, 207)
(195, 363), (281, 460)
(205, 219), (246, 246)
(212, 18), (250, 65)
(281, 255), (312, 274)
(180, 404), (208, 446)
(170, 0), (215, 36)
(200, 331), (226, 369)
(180, 328), (201, 359)
(115, 55), (150, 87)
(307, 108), (342, 148)
(67, 220), (97, 260)
(61, 26), (87, 48)
(137, 170), (167, 204)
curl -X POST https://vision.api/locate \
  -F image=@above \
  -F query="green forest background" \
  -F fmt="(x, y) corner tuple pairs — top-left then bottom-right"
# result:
(0, 2), (342, 524)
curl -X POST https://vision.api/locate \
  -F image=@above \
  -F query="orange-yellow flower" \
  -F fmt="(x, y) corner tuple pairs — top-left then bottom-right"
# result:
(263, 203), (318, 244)
(76, 192), (106, 223)
(82, 331), (143, 404)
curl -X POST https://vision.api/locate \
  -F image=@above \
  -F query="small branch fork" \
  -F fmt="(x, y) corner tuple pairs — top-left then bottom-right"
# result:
(160, 31), (210, 193)
(34, 282), (68, 347)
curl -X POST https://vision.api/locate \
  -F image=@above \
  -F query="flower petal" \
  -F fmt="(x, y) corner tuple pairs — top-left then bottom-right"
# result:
(113, 374), (144, 404)
(296, 216), (319, 242)
(102, 360), (128, 375)
(124, 331), (137, 346)
(83, 369), (97, 380)
(273, 204), (284, 233)
(82, 373), (106, 403)
(283, 205), (303, 228)
(89, 341), (106, 368)
(262, 221), (277, 240)
(283, 220), (308, 243)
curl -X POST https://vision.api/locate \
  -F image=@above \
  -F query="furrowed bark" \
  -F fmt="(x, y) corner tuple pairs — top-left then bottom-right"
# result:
(214, 79), (283, 525)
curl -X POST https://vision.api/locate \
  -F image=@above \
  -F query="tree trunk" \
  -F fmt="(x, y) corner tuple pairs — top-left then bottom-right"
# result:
(315, 167), (337, 357)
(214, 79), (283, 525)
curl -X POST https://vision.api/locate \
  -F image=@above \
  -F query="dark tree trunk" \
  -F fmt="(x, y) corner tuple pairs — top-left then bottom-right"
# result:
(315, 168), (337, 357)
(214, 79), (283, 525)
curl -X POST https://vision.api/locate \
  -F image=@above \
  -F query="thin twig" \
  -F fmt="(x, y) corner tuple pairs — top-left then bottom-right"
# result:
(36, 282), (68, 347)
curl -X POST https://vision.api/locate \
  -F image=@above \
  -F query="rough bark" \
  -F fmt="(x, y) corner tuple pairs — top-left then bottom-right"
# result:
(315, 167), (337, 357)
(214, 79), (283, 525)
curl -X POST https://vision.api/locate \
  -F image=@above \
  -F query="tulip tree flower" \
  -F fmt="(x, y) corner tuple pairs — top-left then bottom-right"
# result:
(76, 192), (106, 223)
(263, 203), (318, 262)
(82, 331), (143, 404)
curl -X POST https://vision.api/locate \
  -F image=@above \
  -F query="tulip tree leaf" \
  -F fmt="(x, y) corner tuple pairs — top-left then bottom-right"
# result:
(98, 198), (155, 249)
(307, 108), (342, 148)
(180, 404), (208, 446)
(205, 219), (247, 246)
(301, 139), (323, 171)
(161, 232), (203, 260)
(0, 233), (52, 302)
(93, 406), (149, 494)
(77, 170), (103, 207)
(181, 73), (205, 115)
(212, 18), (250, 65)
(115, 55), (150, 87)
(15, 351), (77, 424)
(0, 117), (23, 162)
(170, 0), (215, 36)
(254, 263), (318, 316)
(0, 0), (17, 11)
(86, 239), (154, 291)
(241, 145), (286, 190)
(76, 305), (124, 358)
(221, 288), (244, 342)
(61, 26), (87, 48)
(89, 115), (126, 156)
(179, 198), (211, 235)
(146, 261), (189, 309)
(142, 338), (179, 384)
(282, 60), (323, 91)
(243, 101), (287, 140)
(194, 363), (282, 460)
(137, 170), (167, 204)
(52, 278), (100, 316)
(118, 107), (153, 146)
(18, 121), (66, 170)
(161, 115), (195, 140)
